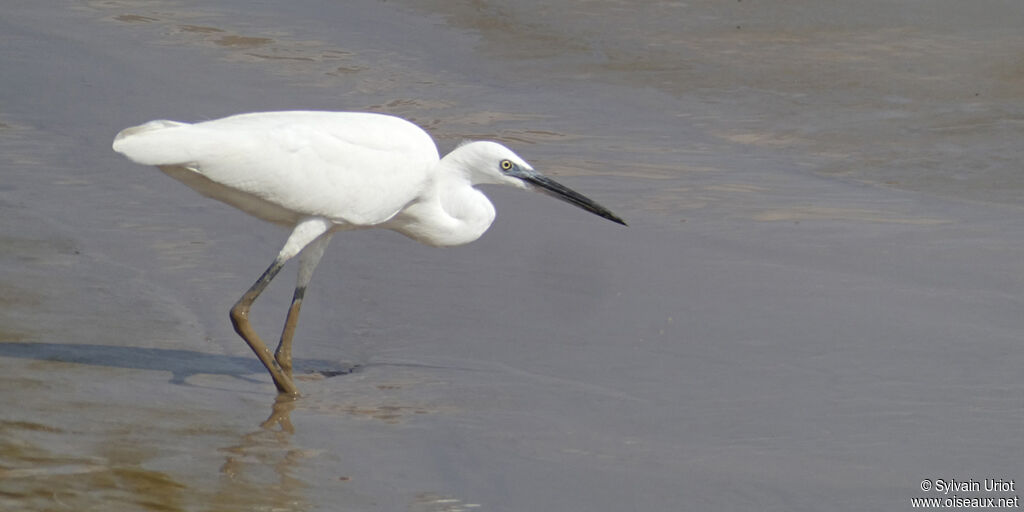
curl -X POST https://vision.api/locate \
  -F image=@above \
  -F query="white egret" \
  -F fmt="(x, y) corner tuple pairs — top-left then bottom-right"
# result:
(113, 111), (625, 395)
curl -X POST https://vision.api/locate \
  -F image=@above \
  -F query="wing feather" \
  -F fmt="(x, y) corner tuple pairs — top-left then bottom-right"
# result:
(113, 111), (440, 226)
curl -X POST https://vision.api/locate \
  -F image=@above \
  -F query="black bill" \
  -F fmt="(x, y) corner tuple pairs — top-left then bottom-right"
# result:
(522, 172), (627, 226)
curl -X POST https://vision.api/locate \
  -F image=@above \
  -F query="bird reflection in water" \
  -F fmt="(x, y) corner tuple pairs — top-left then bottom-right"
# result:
(213, 395), (309, 511)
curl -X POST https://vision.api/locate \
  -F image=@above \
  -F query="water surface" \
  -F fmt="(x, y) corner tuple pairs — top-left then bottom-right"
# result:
(2, 1), (1023, 510)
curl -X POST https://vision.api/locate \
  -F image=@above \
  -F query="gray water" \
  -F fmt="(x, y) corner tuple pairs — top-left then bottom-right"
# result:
(2, 1), (1023, 510)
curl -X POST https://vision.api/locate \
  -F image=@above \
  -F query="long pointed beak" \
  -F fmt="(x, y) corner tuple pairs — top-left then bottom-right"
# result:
(522, 172), (627, 226)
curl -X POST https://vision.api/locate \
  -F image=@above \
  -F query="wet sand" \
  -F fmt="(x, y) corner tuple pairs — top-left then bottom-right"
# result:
(2, 1), (1024, 510)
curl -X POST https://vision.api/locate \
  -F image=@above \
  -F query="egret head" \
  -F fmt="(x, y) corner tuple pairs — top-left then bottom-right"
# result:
(448, 141), (627, 226)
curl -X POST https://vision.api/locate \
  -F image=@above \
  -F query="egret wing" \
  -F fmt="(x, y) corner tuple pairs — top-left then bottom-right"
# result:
(113, 111), (440, 226)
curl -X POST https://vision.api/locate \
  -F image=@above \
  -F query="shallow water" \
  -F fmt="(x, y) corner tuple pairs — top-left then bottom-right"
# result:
(2, 1), (1024, 510)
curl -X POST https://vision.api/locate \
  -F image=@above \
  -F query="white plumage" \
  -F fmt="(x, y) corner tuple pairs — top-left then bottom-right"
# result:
(113, 110), (625, 395)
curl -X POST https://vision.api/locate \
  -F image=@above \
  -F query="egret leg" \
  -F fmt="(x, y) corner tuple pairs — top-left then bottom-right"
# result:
(230, 259), (296, 394)
(230, 217), (332, 395)
(275, 233), (332, 376)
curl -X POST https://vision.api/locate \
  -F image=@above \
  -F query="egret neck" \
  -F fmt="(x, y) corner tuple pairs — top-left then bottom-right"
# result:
(386, 152), (499, 247)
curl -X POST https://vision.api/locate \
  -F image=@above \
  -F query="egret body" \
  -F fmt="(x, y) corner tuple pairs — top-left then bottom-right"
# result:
(113, 111), (625, 395)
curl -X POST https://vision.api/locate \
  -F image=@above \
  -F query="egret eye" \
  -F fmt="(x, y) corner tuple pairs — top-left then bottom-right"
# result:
(500, 159), (514, 172)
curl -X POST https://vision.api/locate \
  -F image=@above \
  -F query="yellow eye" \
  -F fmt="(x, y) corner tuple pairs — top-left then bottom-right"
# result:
(500, 159), (513, 171)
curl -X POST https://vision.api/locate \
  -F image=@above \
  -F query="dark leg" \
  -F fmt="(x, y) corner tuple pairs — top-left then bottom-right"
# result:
(275, 286), (304, 376)
(275, 233), (331, 377)
(228, 217), (332, 396)
(230, 259), (299, 395)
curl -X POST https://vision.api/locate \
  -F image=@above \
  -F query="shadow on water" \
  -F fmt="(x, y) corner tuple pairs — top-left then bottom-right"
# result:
(0, 341), (353, 386)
